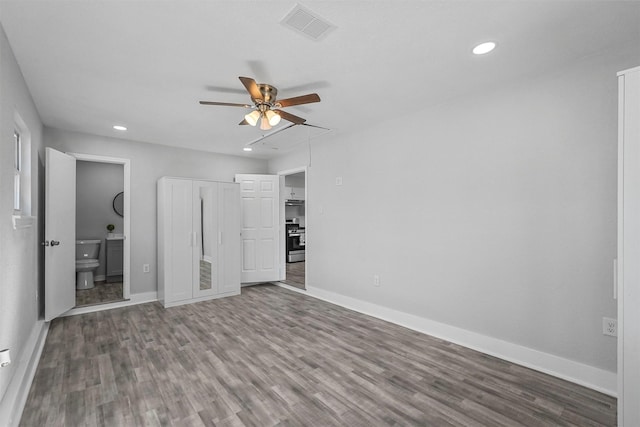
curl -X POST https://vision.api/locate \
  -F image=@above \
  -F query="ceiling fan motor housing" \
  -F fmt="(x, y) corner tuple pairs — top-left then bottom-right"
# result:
(256, 84), (278, 105)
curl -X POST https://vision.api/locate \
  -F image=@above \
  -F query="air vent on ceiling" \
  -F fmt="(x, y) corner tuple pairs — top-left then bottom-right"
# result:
(281, 4), (335, 41)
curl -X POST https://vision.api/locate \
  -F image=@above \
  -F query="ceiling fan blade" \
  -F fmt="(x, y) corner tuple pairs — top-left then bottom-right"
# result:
(239, 119), (249, 125)
(274, 109), (306, 124)
(239, 76), (263, 101)
(276, 93), (321, 108)
(246, 60), (272, 83)
(204, 85), (247, 95)
(200, 101), (252, 108)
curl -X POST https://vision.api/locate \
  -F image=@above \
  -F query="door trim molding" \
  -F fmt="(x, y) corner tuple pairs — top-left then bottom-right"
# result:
(68, 152), (131, 299)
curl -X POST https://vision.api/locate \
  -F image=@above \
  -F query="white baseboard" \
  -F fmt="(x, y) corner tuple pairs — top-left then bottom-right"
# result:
(275, 282), (616, 397)
(63, 291), (158, 317)
(129, 291), (158, 304)
(162, 290), (240, 308)
(0, 321), (49, 427)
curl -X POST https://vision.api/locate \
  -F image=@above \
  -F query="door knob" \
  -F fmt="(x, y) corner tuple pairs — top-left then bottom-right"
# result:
(50, 240), (60, 246)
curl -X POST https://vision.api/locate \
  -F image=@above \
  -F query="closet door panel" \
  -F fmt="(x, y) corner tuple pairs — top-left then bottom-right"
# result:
(164, 178), (193, 303)
(194, 181), (219, 298)
(219, 182), (241, 294)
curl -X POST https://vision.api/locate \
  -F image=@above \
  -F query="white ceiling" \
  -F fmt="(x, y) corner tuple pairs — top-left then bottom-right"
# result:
(0, 1), (639, 159)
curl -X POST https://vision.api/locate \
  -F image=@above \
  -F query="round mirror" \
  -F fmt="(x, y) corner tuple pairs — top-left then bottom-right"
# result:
(113, 192), (124, 217)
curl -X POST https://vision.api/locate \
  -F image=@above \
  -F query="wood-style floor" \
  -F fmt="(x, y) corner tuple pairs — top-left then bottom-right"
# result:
(283, 261), (305, 290)
(21, 284), (616, 426)
(75, 281), (124, 307)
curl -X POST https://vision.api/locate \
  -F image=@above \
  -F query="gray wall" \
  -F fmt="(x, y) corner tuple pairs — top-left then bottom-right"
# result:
(269, 47), (639, 373)
(46, 128), (268, 294)
(76, 160), (124, 279)
(0, 24), (44, 417)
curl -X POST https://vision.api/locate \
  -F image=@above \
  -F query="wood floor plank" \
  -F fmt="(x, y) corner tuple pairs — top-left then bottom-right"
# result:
(283, 262), (305, 289)
(76, 281), (124, 307)
(20, 284), (616, 426)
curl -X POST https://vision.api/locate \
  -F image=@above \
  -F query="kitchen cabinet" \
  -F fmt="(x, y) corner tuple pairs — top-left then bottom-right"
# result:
(157, 177), (241, 307)
(284, 186), (305, 200)
(105, 236), (124, 282)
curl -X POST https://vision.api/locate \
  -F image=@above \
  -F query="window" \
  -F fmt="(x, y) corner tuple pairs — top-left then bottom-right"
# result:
(13, 130), (21, 211)
(13, 112), (32, 218)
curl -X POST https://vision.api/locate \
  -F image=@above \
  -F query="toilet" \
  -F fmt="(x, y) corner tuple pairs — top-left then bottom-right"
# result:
(76, 240), (101, 290)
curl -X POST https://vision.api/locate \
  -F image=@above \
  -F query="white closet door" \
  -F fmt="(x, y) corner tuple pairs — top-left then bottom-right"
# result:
(165, 178), (193, 302)
(193, 181), (218, 298)
(235, 174), (280, 283)
(219, 182), (241, 294)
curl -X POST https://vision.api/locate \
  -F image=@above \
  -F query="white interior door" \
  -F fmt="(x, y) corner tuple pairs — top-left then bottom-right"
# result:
(235, 174), (281, 283)
(44, 148), (76, 321)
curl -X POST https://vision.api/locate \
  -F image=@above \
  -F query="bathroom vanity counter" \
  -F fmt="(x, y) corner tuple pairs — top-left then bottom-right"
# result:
(106, 236), (124, 282)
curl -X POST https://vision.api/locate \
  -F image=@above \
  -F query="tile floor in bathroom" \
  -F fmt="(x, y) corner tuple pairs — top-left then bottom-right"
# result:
(75, 281), (124, 307)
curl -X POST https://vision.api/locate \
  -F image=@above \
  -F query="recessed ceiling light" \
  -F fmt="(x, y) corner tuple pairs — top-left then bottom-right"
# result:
(243, 147), (252, 152)
(472, 42), (496, 55)
(113, 125), (127, 131)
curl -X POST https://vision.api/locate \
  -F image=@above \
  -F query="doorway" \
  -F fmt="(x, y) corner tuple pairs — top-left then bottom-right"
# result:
(71, 153), (131, 307)
(279, 168), (306, 290)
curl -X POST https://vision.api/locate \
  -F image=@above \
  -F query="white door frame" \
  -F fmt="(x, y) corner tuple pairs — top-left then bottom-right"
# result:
(278, 166), (308, 288)
(618, 66), (640, 427)
(68, 152), (131, 300)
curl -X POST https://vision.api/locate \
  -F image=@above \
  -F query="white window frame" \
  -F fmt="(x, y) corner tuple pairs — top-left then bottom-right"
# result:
(12, 112), (34, 230)
(13, 129), (22, 212)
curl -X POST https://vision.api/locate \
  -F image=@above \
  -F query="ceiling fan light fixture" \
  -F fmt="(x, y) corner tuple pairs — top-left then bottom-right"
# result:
(245, 110), (260, 126)
(259, 114), (272, 130)
(265, 110), (281, 126)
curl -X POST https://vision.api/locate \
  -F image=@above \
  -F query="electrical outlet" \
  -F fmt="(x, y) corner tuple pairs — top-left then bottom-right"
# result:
(143, 264), (150, 273)
(373, 274), (380, 287)
(335, 177), (343, 186)
(603, 317), (617, 337)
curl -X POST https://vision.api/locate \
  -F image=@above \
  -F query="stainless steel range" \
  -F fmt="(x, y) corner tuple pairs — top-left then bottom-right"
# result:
(286, 224), (305, 263)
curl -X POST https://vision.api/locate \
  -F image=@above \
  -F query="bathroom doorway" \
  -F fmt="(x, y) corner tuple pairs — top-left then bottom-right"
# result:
(72, 153), (131, 307)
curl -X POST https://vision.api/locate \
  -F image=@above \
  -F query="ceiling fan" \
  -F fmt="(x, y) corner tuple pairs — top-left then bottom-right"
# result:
(200, 76), (321, 131)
